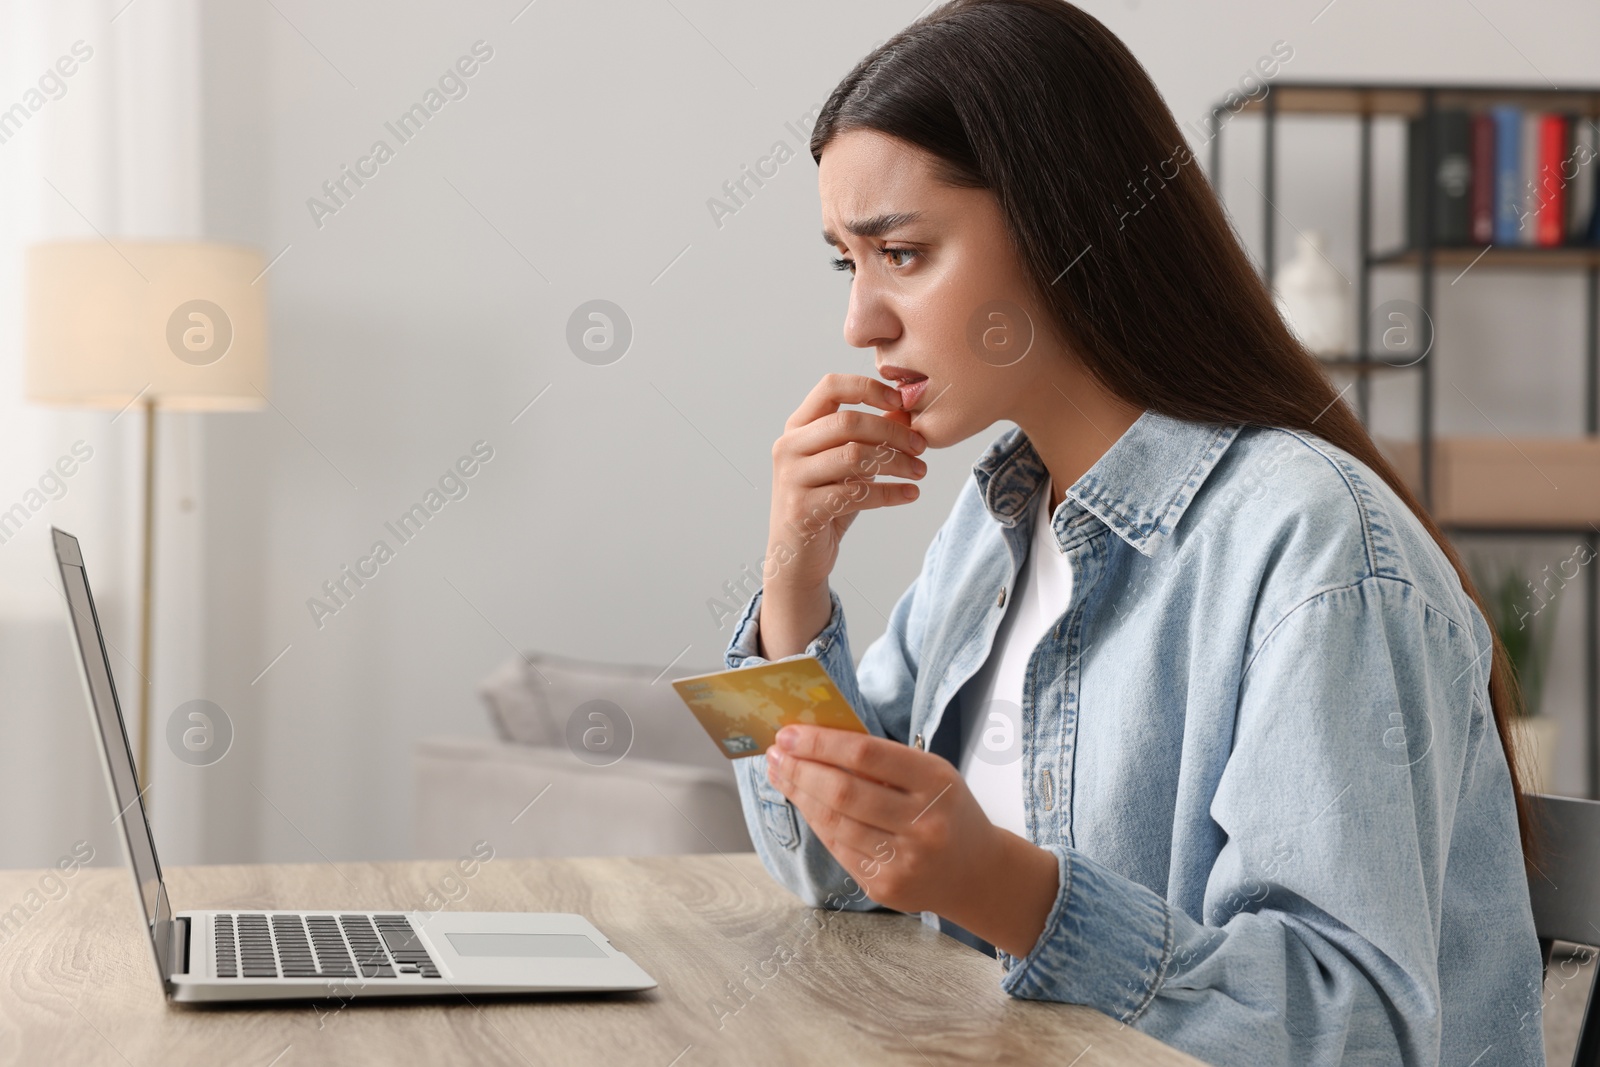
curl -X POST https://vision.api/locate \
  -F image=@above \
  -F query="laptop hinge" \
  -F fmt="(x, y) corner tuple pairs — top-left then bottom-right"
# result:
(169, 916), (191, 978)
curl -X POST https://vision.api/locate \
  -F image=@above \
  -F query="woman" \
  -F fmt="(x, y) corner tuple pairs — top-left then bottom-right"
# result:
(723, 1), (1544, 1064)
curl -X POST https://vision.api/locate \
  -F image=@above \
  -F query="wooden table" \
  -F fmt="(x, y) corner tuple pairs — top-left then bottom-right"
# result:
(0, 852), (1201, 1065)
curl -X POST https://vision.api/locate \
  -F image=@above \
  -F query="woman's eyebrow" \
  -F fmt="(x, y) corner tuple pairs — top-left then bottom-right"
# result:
(821, 210), (924, 247)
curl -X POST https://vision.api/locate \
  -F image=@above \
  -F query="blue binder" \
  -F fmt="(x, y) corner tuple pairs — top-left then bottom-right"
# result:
(1491, 105), (1522, 245)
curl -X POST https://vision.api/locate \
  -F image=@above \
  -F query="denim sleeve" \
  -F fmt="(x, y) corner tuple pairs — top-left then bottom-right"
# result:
(996, 576), (1512, 1066)
(722, 528), (943, 911)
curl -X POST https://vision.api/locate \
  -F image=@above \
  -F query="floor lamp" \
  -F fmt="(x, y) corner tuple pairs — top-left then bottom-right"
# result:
(25, 241), (270, 800)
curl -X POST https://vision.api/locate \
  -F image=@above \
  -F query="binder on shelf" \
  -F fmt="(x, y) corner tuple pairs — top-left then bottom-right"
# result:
(1519, 110), (1542, 245)
(1492, 105), (1523, 245)
(1582, 119), (1600, 245)
(1564, 113), (1587, 243)
(1407, 110), (1472, 247)
(1470, 112), (1495, 245)
(1535, 113), (1568, 247)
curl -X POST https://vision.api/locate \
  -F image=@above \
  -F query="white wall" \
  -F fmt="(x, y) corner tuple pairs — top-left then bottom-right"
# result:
(11, 0), (1597, 868)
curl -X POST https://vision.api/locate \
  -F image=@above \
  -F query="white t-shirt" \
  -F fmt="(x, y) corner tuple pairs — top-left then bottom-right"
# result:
(956, 476), (1073, 840)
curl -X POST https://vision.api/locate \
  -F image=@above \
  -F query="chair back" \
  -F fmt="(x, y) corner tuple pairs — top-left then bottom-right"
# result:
(1527, 792), (1600, 1067)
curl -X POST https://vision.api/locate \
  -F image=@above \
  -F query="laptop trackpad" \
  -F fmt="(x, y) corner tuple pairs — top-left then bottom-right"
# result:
(444, 932), (607, 958)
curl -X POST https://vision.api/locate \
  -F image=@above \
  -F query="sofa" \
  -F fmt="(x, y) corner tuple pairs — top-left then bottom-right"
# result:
(414, 649), (753, 859)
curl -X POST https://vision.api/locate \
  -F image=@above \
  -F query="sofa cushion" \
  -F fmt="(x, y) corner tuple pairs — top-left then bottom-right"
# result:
(479, 650), (729, 773)
(414, 736), (751, 859)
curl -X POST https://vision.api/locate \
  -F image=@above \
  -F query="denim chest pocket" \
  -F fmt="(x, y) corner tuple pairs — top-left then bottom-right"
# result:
(755, 761), (801, 850)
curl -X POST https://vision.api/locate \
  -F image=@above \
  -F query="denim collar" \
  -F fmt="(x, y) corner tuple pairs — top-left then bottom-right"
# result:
(970, 410), (1243, 558)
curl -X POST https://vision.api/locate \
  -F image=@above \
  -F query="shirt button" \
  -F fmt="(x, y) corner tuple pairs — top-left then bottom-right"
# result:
(996, 586), (1007, 609)
(913, 734), (925, 751)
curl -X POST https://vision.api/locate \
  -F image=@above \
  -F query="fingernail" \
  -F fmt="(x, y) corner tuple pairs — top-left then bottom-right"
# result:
(911, 431), (927, 451)
(777, 727), (798, 750)
(767, 747), (785, 768)
(912, 458), (927, 476)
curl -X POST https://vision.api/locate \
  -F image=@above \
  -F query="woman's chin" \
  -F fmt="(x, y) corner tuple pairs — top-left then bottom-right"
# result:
(908, 408), (954, 449)
(914, 408), (997, 452)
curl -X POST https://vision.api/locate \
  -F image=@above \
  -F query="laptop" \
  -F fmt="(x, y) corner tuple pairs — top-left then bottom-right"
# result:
(51, 527), (657, 1004)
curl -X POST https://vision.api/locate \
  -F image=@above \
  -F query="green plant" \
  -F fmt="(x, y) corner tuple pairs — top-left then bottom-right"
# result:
(1473, 554), (1561, 718)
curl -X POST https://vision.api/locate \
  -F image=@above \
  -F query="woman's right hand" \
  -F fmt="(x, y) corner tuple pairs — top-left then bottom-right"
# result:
(757, 373), (928, 659)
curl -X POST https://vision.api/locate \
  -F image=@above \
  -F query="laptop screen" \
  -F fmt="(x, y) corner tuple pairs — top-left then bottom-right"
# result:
(52, 528), (173, 984)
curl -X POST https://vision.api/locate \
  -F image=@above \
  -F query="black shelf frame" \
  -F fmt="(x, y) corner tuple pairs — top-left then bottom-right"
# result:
(1212, 80), (1600, 797)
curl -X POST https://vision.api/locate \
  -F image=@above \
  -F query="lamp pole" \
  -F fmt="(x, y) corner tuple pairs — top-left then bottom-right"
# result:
(137, 397), (156, 797)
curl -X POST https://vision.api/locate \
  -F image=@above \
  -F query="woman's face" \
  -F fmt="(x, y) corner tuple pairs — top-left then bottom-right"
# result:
(818, 128), (1067, 449)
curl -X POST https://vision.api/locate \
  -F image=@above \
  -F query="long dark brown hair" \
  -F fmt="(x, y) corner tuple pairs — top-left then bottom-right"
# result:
(812, 0), (1537, 862)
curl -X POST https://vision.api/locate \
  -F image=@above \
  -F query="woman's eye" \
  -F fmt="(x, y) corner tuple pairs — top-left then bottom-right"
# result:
(828, 248), (918, 276)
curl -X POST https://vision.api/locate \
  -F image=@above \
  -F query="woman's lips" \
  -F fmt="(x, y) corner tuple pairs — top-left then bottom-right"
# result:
(895, 377), (929, 410)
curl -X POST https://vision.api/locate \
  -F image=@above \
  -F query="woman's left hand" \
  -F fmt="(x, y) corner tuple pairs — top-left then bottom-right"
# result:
(763, 723), (1008, 919)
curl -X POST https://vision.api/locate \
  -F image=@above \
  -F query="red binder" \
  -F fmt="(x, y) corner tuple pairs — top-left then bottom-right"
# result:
(1537, 114), (1568, 247)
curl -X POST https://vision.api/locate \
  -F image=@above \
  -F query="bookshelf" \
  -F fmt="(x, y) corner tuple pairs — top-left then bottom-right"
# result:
(1212, 80), (1600, 796)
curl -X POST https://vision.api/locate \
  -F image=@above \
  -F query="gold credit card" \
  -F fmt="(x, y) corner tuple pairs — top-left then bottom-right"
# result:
(671, 656), (869, 759)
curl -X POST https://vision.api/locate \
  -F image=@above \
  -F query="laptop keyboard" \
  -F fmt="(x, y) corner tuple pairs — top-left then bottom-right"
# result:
(213, 913), (442, 980)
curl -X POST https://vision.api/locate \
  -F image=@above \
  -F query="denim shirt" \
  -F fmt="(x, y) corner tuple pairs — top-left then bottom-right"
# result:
(724, 410), (1544, 1067)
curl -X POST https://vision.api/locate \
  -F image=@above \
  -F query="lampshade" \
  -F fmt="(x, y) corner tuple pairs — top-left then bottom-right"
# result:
(25, 240), (269, 411)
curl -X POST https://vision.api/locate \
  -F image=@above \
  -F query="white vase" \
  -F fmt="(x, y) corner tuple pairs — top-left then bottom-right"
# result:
(1512, 715), (1560, 794)
(1274, 230), (1352, 357)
